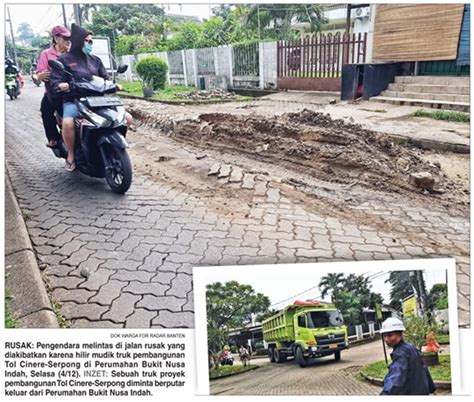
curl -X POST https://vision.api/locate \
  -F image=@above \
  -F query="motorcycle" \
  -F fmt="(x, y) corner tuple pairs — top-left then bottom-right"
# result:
(220, 351), (234, 366)
(31, 72), (41, 86)
(5, 73), (20, 100)
(48, 59), (132, 194)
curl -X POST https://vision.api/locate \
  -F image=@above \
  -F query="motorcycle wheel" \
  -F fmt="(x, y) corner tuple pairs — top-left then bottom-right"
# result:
(103, 145), (132, 194)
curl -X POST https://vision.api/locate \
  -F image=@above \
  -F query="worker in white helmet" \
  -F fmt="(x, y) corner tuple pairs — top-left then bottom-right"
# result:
(379, 317), (436, 395)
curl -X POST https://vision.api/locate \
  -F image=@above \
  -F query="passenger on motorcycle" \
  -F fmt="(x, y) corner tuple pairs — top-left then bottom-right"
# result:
(36, 25), (71, 148)
(50, 23), (132, 172)
(5, 58), (21, 94)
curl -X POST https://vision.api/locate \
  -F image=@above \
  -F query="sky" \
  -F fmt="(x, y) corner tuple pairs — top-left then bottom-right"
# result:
(5, 3), (214, 38)
(198, 262), (447, 309)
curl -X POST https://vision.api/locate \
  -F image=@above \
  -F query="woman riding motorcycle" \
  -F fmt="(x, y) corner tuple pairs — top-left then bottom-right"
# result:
(50, 23), (131, 171)
(36, 25), (71, 148)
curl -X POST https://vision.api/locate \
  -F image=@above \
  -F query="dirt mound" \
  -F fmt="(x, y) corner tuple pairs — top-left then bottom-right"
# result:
(169, 110), (467, 205)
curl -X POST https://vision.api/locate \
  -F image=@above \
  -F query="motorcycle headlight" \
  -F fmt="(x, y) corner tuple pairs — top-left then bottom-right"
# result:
(79, 105), (111, 128)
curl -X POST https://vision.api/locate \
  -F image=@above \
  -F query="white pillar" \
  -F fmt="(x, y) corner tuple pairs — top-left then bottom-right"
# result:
(182, 50), (188, 86)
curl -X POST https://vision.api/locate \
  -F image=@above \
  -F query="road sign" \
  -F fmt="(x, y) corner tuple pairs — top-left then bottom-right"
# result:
(402, 295), (417, 317)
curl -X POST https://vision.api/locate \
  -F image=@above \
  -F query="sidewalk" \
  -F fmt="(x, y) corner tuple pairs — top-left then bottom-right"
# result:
(261, 91), (469, 153)
(5, 172), (58, 328)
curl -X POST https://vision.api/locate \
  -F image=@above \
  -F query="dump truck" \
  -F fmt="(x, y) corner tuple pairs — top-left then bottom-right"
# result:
(262, 300), (348, 367)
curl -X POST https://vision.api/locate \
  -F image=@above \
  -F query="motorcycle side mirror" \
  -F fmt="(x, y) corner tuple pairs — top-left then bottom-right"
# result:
(48, 59), (65, 71)
(116, 65), (128, 74)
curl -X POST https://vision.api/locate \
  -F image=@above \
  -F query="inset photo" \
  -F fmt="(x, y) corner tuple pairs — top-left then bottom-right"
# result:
(194, 259), (460, 396)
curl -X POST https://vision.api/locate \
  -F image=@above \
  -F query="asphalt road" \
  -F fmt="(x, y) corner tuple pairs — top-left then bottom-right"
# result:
(210, 340), (383, 395)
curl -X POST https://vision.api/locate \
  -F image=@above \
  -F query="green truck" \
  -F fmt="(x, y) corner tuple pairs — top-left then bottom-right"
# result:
(262, 300), (348, 367)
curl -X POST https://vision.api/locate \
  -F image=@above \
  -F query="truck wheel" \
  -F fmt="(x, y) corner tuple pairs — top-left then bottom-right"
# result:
(334, 351), (341, 361)
(274, 349), (286, 363)
(268, 348), (276, 363)
(295, 346), (307, 368)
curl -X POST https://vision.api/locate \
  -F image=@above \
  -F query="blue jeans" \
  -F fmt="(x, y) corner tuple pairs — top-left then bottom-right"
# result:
(63, 102), (81, 119)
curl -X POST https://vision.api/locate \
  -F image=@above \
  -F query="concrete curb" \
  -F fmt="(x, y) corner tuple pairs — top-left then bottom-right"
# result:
(360, 372), (451, 390)
(5, 171), (58, 328)
(390, 134), (469, 154)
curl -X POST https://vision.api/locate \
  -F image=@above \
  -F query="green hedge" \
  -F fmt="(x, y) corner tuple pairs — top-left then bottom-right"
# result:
(135, 56), (168, 90)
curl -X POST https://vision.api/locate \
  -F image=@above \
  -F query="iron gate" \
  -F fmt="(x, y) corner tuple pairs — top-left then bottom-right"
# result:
(277, 32), (367, 91)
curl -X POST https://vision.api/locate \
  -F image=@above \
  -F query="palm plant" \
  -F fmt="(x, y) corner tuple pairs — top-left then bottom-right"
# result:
(319, 273), (345, 303)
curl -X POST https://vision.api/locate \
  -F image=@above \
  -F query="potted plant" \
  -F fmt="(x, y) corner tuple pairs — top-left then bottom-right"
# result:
(404, 316), (446, 366)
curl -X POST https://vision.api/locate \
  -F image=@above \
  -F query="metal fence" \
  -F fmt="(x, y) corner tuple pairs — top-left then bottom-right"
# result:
(233, 42), (259, 76)
(277, 32), (367, 90)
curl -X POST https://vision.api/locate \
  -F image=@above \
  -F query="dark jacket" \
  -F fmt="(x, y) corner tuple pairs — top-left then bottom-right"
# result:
(381, 340), (436, 395)
(50, 23), (108, 103)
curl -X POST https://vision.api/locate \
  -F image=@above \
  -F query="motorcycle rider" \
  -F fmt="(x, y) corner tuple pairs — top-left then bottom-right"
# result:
(50, 23), (131, 171)
(5, 58), (21, 94)
(36, 25), (71, 148)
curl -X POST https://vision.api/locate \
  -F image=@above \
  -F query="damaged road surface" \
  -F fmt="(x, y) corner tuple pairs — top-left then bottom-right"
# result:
(4, 85), (470, 328)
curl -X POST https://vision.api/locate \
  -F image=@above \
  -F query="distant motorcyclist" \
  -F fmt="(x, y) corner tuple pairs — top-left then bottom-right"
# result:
(239, 345), (250, 366)
(50, 23), (131, 172)
(36, 25), (71, 148)
(5, 58), (21, 94)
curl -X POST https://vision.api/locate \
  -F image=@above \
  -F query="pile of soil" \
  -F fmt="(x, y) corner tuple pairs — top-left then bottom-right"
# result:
(169, 110), (466, 203)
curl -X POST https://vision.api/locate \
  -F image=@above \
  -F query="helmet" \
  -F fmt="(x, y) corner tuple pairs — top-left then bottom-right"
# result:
(6, 58), (13, 66)
(380, 317), (405, 334)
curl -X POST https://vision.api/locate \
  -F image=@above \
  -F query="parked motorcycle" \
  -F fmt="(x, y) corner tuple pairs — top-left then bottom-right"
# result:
(220, 350), (234, 366)
(5, 73), (20, 100)
(31, 72), (41, 86)
(48, 59), (132, 194)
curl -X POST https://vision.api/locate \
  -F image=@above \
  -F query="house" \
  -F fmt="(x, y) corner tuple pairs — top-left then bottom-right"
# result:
(365, 3), (470, 111)
(292, 3), (370, 37)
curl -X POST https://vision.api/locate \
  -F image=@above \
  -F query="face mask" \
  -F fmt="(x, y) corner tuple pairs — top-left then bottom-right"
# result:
(83, 43), (93, 54)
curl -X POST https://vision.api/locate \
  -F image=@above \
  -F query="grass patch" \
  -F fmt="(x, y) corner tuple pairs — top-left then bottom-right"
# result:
(5, 290), (17, 328)
(209, 364), (258, 380)
(361, 355), (451, 382)
(414, 109), (469, 123)
(117, 81), (249, 102)
(52, 301), (70, 328)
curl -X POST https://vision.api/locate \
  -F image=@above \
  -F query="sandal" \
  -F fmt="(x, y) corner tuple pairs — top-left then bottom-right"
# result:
(65, 159), (76, 172)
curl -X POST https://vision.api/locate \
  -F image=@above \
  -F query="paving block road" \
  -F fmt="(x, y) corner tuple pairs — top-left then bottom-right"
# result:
(4, 83), (470, 328)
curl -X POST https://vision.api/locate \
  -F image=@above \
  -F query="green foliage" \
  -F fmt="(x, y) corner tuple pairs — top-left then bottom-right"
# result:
(404, 315), (445, 351)
(246, 4), (328, 40)
(414, 109), (469, 123)
(206, 281), (270, 361)
(386, 271), (428, 311)
(319, 273), (345, 302)
(335, 290), (361, 325)
(16, 57), (31, 74)
(255, 348), (268, 356)
(167, 21), (203, 51)
(318, 273), (385, 325)
(17, 22), (36, 44)
(209, 364), (258, 379)
(5, 290), (17, 328)
(361, 355), (450, 381)
(135, 56), (168, 90)
(427, 283), (448, 311)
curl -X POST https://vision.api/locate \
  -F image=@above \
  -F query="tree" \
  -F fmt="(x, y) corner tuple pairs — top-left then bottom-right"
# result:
(17, 22), (36, 45)
(318, 273), (344, 302)
(386, 271), (428, 311)
(427, 283), (448, 311)
(206, 281), (270, 367)
(334, 290), (360, 326)
(246, 4), (328, 40)
(255, 308), (279, 323)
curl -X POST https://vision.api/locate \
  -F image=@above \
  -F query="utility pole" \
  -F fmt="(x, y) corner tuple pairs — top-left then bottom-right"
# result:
(6, 7), (18, 63)
(62, 4), (68, 27)
(73, 4), (82, 25)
